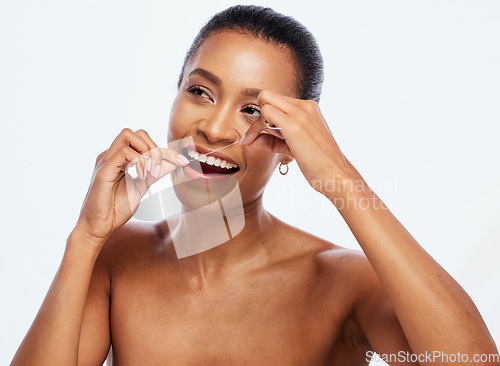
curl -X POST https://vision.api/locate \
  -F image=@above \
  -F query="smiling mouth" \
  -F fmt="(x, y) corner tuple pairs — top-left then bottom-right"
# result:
(182, 147), (240, 175)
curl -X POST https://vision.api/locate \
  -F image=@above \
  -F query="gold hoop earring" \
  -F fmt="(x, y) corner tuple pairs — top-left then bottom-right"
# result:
(279, 162), (289, 175)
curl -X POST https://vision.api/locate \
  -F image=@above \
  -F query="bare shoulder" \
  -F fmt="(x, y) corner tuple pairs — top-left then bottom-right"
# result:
(273, 218), (391, 339)
(272, 215), (376, 283)
(302, 224), (386, 308)
(97, 220), (164, 269)
(270, 216), (387, 310)
(286, 223), (413, 358)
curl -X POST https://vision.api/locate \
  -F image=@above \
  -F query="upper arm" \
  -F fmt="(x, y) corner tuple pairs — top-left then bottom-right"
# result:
(353, 257), (419, 366)
(77, 237), (113, 366)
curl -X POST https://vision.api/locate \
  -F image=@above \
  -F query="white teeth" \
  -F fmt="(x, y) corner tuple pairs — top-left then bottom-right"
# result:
(187, 149), (239, 170)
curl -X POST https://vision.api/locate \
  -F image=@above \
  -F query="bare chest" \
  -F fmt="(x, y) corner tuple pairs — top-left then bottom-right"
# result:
(108, 264), (346, 365)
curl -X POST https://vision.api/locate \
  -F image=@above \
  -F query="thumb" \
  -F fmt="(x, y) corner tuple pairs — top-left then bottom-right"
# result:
(244, 133), (291, 155)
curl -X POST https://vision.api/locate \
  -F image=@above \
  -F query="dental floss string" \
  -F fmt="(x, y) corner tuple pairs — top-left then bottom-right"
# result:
(188, 124), (281, 161)
(144, 123), (279, 164)
(186, 141), (240, 162)
(194, 123), (282, 159)
(140, 141), (238, 164)
(187, 123), (281, 161)
(201, 141), (239, 157)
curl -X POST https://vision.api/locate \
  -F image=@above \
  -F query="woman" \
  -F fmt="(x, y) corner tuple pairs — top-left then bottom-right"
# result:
(12, 5), (499, 366)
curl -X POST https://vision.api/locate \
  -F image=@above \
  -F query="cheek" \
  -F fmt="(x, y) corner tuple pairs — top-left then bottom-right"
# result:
(245, 149), (279, 176)
(167, 96), (200, 141)
(238, 150), (279, 199)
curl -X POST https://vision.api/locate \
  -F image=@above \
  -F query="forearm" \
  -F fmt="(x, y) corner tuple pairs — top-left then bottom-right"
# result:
(11, 228), (104, 366)
(329, 176), (498, 359)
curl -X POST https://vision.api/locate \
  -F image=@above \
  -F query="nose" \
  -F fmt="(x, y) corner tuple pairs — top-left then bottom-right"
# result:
(197, 104), (239, 144)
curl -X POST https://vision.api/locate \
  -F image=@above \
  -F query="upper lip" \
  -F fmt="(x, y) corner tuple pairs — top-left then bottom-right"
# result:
(192, 144), (240, 166)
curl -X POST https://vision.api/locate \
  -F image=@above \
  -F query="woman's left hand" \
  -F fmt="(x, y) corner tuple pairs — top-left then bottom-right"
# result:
(240, 90), (360, 196)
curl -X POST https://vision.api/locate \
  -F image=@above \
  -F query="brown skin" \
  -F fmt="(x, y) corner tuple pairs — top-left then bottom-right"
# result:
(11, 31), (499, 366)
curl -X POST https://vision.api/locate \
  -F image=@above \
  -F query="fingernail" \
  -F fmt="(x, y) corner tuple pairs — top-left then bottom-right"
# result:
(239, 134), (246, 145)
(146, 158), (152, 172)
(143, 165), (148, 179)
(153, 164), (161, 178)
(178, 154), (190, 165)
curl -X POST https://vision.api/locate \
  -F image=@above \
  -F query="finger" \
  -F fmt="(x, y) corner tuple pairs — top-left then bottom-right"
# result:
(158, 147), (190, 166)
(262, 129), (284, 139)
(257, 90), (299, 114)
(128, 156), (180, 204)
(262, 103), (289, 133)
(134, 129), (162, 177)
(101, 128), (152, 165)
(97, 144), (145, 183)
(95, 150), (108, 168)
(245, 133), (292, 155)
(147, 146), (163, 178)
(142, 147), (189, 184)
(154, 159), (179, 181)
(241, 104), (287, 146)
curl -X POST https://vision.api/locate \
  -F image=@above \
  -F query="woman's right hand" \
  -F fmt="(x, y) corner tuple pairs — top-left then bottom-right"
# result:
(75, 128), (189, 247)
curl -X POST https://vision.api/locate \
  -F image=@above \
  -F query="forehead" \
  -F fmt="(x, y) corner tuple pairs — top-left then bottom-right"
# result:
(184, 30), (297, 97)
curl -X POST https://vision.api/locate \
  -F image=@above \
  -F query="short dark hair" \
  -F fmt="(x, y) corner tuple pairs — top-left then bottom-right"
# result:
(177, 5), (324, 102)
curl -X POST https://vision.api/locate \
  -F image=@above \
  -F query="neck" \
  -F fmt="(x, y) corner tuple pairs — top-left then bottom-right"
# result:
(169, 195), (275, 283)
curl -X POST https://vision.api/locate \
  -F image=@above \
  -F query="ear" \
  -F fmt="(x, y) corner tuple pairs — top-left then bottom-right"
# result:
(280, 155), (294, 165)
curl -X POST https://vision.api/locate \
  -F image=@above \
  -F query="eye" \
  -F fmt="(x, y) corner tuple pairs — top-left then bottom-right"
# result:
(242, 106), (261, 117)
(187, 86), (211, 100)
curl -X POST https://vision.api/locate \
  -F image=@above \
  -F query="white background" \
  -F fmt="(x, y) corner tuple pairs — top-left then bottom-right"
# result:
(1, 1), (499, 365)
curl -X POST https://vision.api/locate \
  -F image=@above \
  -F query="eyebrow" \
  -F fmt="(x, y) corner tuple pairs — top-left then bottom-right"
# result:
(240, 88), (261, 98)
(188, 68), (222, 86)
(188, 68), (262, 98)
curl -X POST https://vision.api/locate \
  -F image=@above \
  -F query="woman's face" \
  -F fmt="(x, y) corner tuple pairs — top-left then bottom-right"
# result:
(168, 30), (297, 205)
